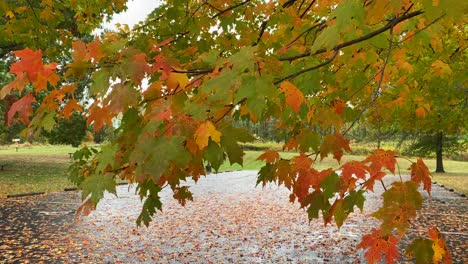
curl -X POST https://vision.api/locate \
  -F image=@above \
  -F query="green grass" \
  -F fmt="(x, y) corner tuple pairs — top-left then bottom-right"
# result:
(0, 160), (71, 197)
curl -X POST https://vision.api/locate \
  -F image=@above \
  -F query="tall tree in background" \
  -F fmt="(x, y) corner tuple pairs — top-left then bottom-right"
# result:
(1, 1), (466, 263)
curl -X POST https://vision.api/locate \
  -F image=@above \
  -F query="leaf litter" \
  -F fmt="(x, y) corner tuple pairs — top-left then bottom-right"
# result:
(0, 171), (466, 263)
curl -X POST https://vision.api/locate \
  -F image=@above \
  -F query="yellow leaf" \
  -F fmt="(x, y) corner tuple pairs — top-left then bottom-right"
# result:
(166, 72), (189, 92)
(431, 60), (452, 76)
(194, 121), (221, 149)
(6, 11), (15, 19)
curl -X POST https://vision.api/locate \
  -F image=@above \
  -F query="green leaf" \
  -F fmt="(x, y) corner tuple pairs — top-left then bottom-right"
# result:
(406, 238), (435, 264)
(305, 191), (330, 220)
(95, 143), (119, 173)
(296, 130), (320, 152)
(320, 172), (340, 199)
(90, 69), (110, 96)
(204, 140), (225, 172)
(256, 163), (275, 187)
(228, 46), (257, 73)
(220, 124), (255, 166)
(80, 174), (116, 204)
(136, 180), (162, 227)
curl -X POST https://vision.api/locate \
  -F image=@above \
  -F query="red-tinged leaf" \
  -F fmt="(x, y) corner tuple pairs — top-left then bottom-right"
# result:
(340, 161), (369, 183)
(280, 81), (305, 113)
(319, 133), (351, 163)
(7, 93), (36, 125)
(71, 40), (88, 61)
(331, 98), (346, 115)
(128, 53), (151, 85)
(87, 104), (114, 131)
(152, 54), (173, 80)
(87, 38), (104, 62)
(10, 49), (43, 79)
(76, 197), (96, 217)
(194, 121), (221, 149)
(151, 37), (174, 52)
(358, 228), (400, 264)
(291, 152), (313, 172)
(60, 99), (82, 119)
(364, 170), (386, 192)
(364, 149), (397, 174)
(415, 106), (426, 118)
(257, 149), (280, 163)
(410, 158), (432, 194)
(428, 227), (452, 263)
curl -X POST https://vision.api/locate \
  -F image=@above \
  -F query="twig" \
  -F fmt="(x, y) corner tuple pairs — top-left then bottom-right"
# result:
(279, 10), (423, 62)
(274, 49), (338, 85)
(211, 0), (250, 19)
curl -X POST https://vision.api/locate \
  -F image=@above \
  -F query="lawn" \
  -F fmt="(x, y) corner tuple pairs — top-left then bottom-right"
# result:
(0, 145), (467, 197)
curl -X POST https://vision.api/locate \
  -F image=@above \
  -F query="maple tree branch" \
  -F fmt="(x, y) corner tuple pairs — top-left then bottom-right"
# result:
(253, 20), (268, 46)
(285, 21), (325, 48)
(279, 10), (424, 62)
(172, 68), (213, 75)
(214, 97), (247, 123)
(274, 49), (338, 85)
(397, 14), (445, 44)
(211, 0), (250, 19)
(25, 0), (44, 26)
(300, 0), (316, 19)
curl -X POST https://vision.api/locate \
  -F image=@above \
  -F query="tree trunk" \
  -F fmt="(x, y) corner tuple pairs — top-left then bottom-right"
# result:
(435, 132), (445, 173)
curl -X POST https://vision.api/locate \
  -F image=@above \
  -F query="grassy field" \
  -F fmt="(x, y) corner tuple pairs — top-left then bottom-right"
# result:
(0, 145), (467, 197)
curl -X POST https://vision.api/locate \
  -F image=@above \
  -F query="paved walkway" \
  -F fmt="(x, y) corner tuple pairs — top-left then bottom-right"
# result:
(0, 171), (466, 263)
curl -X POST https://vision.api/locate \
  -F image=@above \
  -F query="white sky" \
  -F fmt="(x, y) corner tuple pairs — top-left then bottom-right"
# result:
(100, 0), (161, 31)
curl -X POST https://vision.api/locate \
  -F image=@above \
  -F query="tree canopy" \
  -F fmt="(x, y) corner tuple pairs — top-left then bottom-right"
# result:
(1, 0), (466, 263)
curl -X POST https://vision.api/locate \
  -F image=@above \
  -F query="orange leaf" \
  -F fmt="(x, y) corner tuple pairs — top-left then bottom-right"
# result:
(60, 99), (83, 119)
(87, 103), (114, 131)
(410, 158), (432, 194)
(257, 149), (280, 163)
(364, 149), (397, 174)
(166, 72), (189, 92)
(87, 38), (104, 62)
(291, 152), (313, 172)
(7, 93), (36, 125)
(340, 161), (369, 183)
(428, 227), (452, 263)
(358, 228), (400, 264)
(280, 81), (305, 113)
(331, 98), (346, 115)
(194, 121), (221, 149)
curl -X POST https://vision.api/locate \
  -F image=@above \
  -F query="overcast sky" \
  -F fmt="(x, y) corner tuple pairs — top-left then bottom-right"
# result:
(100, 0), (161, 31)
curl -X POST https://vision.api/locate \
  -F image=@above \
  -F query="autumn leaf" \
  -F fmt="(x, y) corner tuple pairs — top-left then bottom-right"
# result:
(194, 121), (222, 149)
(257, 149), (280, 164)
(364, 149), (397, 174)
(319, 133), (351, 163)
(60, 99), (83, 119)
(279, 81), (305, 113)
(358, 228), (400, 264)
(373, 181), (422, 235)
(428, 227), (452, 263)
(340, 161), (369, 183)
(7, 93), (36, 125)
(410, 158), (432, 194)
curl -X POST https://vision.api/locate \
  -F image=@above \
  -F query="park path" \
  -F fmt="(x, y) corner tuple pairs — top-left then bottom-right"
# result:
(0, 171), (466, 263)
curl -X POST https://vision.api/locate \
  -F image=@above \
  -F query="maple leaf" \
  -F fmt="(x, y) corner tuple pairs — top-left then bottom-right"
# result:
(86, 38), (104, 62)
(60, 99), (83, 119)
(194, 121), (222, 149)
(279, 81), (306, 113)
(7, 93), (37, 125)
(405, 238), (435, 264)
(428, 227), (452, 263)
(172, 186), (194, 206)
(358, 228), (400, 264)
(291, 152), (313, 172)
(364, 149), (397, 174)
(10, 49), (43, 80)
(87, 103), (114, 131)
(319, 133), (351, 163)
(166, 72), (189, 92)
(257, 149), (280, 163)
(410, 158), (432, 194)
(373, 181), (422, 235)
(340, 161), (369, 183)
(331, 98), (346, 115)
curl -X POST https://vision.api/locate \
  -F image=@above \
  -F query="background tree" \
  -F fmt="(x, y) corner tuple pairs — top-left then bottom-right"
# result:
(1, 1), (466, 263)
(45, 111), (87, 147)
